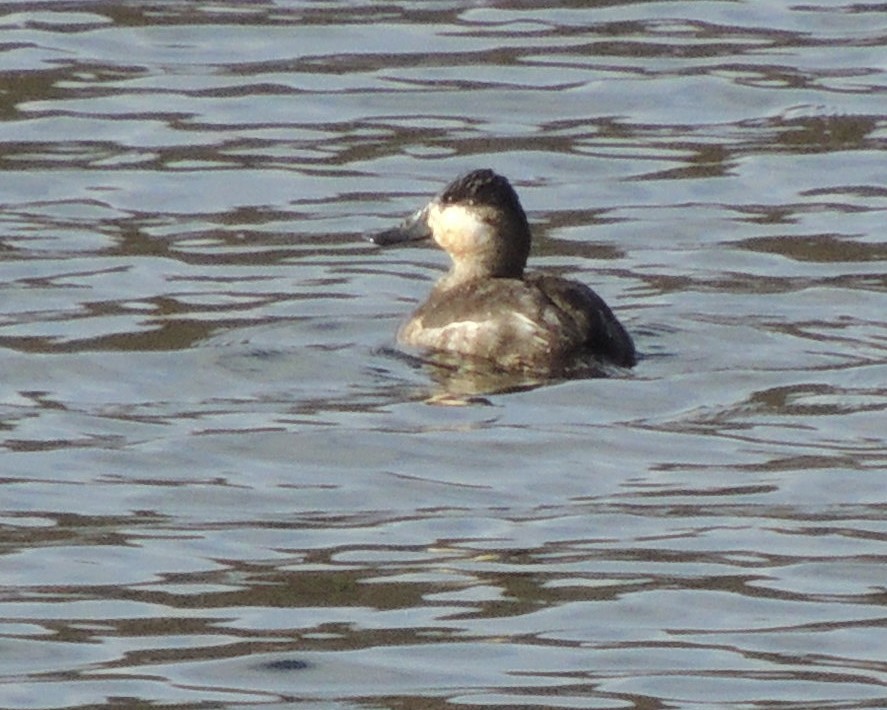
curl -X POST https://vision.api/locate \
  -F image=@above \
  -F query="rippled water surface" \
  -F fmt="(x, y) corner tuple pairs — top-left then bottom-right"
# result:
(1, 1), (886, 708)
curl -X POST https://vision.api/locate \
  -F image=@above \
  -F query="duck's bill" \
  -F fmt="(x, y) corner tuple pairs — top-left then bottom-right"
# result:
(369, 206), (432, 245)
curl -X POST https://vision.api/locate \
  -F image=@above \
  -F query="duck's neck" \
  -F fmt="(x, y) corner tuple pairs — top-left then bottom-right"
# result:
(438, 255), (526, 290)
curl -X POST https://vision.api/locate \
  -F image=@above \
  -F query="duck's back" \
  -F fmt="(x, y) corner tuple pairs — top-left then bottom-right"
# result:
(399, 273), (635, 373)
(525, 272), (636, 368)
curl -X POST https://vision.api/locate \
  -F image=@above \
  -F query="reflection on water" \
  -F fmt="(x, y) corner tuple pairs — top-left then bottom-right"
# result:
(1, 1), (885, 709)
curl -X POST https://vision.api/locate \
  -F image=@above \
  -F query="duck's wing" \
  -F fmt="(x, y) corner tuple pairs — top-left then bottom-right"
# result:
(527, 273), (636, 368)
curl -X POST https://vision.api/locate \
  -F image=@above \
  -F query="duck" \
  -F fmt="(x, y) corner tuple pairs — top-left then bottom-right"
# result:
(371, 169), (635, 375)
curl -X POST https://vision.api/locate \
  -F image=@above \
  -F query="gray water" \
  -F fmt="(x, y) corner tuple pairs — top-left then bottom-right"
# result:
(1, 2), (885, 709)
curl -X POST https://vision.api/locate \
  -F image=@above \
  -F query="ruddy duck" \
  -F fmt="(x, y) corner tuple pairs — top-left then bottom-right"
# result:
(371, 169), (636, 375)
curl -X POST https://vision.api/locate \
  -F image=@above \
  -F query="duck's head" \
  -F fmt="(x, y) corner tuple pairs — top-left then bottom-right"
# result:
(372, 169), (532, 284)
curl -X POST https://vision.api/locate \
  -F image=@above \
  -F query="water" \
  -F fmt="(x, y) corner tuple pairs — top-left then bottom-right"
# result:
(1, 1), (885, 708)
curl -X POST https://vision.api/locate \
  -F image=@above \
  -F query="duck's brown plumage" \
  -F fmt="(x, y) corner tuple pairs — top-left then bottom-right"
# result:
(373, 169), (636, 375)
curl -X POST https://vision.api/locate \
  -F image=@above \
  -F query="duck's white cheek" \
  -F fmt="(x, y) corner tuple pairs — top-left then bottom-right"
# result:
(429, 204), (491, 253)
